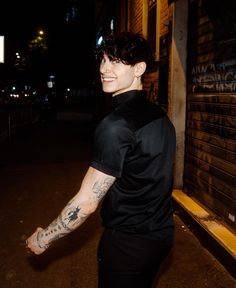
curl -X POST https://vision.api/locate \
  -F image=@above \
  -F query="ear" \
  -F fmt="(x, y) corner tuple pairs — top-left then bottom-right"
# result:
(134, 62), (147, 77)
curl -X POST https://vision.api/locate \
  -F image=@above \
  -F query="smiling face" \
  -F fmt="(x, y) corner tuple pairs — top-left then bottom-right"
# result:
(100, 54), (146, 96)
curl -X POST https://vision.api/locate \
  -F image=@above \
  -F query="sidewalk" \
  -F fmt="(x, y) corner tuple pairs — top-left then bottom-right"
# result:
(155, 210), (236, 288)
(173, 189), (236, 278)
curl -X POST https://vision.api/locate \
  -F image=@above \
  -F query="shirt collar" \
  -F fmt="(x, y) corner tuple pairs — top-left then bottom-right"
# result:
(112, 90), (146, 108)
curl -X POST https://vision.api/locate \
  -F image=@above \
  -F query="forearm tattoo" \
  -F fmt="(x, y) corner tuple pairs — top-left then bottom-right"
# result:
(37, 230), (50, 250)
(92, 177), (114, 200)
(38, 176), (114, 248)
(38, 204), (91, 248)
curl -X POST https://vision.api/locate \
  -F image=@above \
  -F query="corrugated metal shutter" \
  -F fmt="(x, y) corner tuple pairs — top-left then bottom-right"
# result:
(184, 0), (236, 230)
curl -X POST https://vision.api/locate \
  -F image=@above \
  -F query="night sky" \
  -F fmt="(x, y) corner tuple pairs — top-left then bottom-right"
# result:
(1, 1), (64, 46)
(0, 0), (96, 87)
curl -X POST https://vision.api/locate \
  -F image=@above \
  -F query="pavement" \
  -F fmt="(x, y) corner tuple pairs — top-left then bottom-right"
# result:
(0, 110), (235, 288)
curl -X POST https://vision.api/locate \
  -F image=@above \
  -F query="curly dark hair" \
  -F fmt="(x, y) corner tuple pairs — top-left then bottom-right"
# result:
(95, 32), (154, 72)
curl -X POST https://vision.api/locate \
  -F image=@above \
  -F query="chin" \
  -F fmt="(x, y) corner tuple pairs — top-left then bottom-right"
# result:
(103, 89), (114, 94)
(102, 85), (116, 94)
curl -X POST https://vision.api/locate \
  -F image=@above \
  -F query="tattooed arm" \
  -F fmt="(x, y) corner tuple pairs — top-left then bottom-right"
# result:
(26, 167), (115, 255)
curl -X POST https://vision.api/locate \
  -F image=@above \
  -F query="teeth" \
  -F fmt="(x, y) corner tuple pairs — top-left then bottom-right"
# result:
(102, 77), (115, 81)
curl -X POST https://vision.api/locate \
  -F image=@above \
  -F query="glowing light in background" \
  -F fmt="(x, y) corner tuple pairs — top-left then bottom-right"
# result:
(97, 36), (103, 46)
(0, 36), (4, 63)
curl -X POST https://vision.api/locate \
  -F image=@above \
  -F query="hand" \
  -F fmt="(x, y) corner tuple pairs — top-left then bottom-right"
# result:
(26, 227), (49, 255)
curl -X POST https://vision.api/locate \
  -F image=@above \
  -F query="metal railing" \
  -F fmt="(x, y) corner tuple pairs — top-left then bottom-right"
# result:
(0, 105), (40, 143)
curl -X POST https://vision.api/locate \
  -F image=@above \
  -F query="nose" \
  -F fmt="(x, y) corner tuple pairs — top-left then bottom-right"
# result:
(100, 56), (111, 74)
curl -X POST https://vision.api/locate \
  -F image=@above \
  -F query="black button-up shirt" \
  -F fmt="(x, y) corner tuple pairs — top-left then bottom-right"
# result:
(91, 90), (176, 240)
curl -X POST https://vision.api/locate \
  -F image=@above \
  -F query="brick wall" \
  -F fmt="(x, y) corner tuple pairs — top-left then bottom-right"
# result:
(160, 0), (171, 36)
(128, 0), (143, 34)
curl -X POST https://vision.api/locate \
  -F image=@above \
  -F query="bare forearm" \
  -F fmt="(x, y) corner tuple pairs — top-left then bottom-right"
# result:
(36, 197), (95, 249)
(26, 167), (115, 255)
(36, 173), (115, 250)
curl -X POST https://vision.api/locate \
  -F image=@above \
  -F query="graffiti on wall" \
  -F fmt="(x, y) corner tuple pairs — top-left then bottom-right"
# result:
(191, 60), (236, 93)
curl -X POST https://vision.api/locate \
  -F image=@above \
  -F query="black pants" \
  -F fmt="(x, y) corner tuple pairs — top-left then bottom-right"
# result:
(97, 229), (172, 288)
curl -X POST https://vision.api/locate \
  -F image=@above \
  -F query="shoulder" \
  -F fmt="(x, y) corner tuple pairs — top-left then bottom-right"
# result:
(96, 112), (130, 134)
(115, 98), (167, 131)
(95, 112), (134, 143)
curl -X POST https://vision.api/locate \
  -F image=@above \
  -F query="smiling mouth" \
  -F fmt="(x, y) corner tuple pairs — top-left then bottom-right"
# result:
(101, 76), (116, 82)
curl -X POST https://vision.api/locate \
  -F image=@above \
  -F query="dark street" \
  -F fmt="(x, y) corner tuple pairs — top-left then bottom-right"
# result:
(0, 111), (235, 288)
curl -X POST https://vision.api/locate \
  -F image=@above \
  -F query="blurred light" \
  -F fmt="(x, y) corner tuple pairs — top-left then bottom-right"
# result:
(12, 86), (16, 91)
(47, 81), (53, 88)
(97, 36), (103, 46)
(0, 36), (4, 63)
(47, 75), (55, 89)
(39, 30), (44, 36)
(67, 88), (70, 92)
(110, 19), (114, 31)
(10, 93), (19, 98)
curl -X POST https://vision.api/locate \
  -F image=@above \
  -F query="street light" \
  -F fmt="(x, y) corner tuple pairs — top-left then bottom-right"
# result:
(38, 30), (44, 36)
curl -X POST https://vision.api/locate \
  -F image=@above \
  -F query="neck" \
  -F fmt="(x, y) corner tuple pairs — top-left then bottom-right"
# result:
(112, 82), (143, 97)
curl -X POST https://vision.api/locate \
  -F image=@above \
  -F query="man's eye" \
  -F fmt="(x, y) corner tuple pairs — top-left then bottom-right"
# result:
(111, 59), (121, 64)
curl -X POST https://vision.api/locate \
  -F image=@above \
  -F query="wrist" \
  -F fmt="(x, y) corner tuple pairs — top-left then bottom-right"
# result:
(36, 229), (50, 250)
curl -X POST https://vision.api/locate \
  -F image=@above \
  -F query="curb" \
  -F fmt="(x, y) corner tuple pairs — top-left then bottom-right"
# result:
(172, 189), (236, 278)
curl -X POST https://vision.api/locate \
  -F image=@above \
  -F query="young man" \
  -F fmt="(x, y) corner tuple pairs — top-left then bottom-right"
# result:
(26, 32), (176, 288)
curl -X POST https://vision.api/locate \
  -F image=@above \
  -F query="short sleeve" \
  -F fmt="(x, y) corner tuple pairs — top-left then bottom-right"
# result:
(90, 116), (134, 178)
